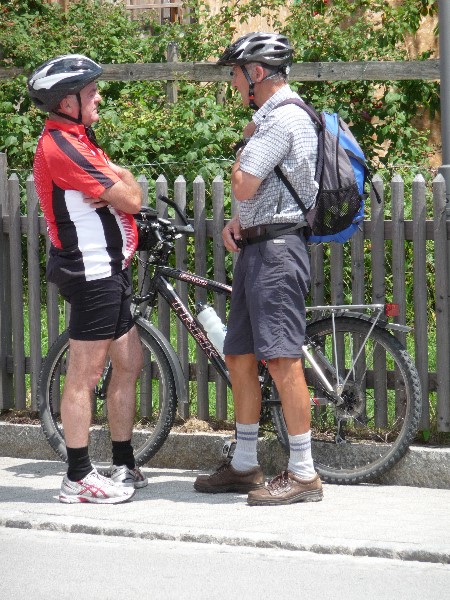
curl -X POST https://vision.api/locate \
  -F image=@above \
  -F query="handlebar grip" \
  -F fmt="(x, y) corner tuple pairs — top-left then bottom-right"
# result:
(176, 224), (194, 235)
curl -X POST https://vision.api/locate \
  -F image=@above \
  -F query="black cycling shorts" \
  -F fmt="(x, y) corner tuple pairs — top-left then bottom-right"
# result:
(58, 269), (134, 341)
(223, 230), (310, 361)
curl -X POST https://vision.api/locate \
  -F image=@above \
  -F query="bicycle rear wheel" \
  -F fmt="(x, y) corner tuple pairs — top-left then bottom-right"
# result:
(270, 316), (422, 484)
(37, 322), (178, 475)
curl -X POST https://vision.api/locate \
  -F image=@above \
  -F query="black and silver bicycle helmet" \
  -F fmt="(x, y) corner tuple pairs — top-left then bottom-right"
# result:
(217, 32), (293, 70)
(27, 54), (102, 119)
(218, 32), (293, 110)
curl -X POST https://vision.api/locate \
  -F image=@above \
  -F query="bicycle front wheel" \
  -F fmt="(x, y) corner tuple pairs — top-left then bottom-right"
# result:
(37, 322), (178, 475)
(270, 316), (422, 484)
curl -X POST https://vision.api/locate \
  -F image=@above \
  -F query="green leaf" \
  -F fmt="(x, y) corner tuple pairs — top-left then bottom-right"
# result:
(4, 135), (18, 147)
(422, 430), (431, 442)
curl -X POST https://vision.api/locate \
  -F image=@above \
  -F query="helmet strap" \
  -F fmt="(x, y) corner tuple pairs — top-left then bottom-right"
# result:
(85, 126), (101, 149)
(240, 65), (259, 110)
(240, 65), (283, 110)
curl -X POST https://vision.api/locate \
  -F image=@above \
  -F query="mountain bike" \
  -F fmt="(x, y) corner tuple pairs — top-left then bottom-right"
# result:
(37, 197), (422, 484)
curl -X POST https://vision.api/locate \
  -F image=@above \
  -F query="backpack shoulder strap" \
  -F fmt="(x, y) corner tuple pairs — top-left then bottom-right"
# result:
(273, 98), (323, 128)
(274, 165), (308, 215)
(272, 98), (321, 216)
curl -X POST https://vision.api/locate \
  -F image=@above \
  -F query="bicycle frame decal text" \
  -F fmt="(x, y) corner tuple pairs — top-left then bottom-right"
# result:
(171, 298), (221, 361)
(159, 266), (231, 294)
(175, 272), (210, 288)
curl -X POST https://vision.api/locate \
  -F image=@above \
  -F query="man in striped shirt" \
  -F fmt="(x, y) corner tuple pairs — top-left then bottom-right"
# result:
(194, 33), (323, 506)
(28, 55), (147, 503)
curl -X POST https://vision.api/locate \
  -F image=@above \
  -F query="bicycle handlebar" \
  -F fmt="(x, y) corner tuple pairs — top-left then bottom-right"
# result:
(157, 195), (190, 226)
(135, 196), (194, 254)
(175, 224), (194, 235)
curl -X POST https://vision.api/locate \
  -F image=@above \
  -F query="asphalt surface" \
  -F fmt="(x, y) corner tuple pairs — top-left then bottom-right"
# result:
(0, 456), (449, 565)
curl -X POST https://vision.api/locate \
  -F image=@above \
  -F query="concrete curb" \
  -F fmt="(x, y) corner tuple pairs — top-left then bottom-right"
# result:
(1, 513), (449, 564)
(1, 457), (449, 566)
(1, 422), (450, 489)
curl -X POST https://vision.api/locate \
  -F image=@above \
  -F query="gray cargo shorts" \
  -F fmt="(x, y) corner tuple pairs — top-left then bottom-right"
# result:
(223, 230), (310, 361)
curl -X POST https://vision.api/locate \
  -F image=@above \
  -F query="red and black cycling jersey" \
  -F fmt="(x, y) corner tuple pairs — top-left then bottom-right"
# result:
(33, 119), (138, 287)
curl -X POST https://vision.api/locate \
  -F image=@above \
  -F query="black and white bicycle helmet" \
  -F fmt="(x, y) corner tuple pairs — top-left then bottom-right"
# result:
(27, 54), (102, 115)
(217, 32), (293, 70)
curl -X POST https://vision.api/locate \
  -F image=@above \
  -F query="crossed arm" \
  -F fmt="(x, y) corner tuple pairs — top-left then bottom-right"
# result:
(231, 155), (262, 201)
(86, 162), (142, 214)
(223, 120), (263, 252)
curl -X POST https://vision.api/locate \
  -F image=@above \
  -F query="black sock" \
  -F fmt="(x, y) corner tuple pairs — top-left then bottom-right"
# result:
(112, 440), (135, 469)
(66, 446), (92, 482)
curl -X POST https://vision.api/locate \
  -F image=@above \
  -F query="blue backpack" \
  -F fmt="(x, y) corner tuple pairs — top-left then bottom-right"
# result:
(274, 99), (371, 244)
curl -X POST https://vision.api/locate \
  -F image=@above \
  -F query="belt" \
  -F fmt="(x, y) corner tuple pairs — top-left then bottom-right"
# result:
(237, 222), (308, 247)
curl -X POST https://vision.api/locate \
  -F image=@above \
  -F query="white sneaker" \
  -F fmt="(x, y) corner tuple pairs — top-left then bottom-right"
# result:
(111, 465), (148, 489)
(59, 469), (135, 504)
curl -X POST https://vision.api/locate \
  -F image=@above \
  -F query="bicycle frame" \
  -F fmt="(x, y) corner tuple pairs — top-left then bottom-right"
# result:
(133, 203), (414, 410)
(133, 264), (232, 388)
(133, 252), (410, 412)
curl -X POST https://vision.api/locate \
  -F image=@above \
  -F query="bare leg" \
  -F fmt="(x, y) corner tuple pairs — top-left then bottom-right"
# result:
(61, 338), (112, 448)
(106, 325), (144, 441)
(267, 357), (310, 435)
(193, 352), (265, 490)
(225, 353), (261, 423)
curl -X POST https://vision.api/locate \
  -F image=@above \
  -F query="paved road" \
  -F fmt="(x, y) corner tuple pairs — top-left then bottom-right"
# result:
(2, 528), (450, 600)
(0, 457), (449, 566)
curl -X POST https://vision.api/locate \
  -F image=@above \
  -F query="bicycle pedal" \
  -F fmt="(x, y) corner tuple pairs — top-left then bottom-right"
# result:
(221, 439), (236, 459)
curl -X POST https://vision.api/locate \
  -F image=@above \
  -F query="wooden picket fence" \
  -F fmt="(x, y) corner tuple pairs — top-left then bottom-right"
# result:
(0, 151), (449, 433)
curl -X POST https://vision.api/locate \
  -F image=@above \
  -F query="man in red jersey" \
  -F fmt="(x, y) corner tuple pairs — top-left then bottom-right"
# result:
(28, 55), (147, 504)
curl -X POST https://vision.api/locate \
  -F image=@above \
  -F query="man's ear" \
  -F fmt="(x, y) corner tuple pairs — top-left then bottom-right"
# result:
(59, 95), (73, 114)
(253, 64), (266, 83)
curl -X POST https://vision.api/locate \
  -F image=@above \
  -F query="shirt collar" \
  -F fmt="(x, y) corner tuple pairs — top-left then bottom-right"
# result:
(252, 85), (300, 125)
(45, 119), (87, 137)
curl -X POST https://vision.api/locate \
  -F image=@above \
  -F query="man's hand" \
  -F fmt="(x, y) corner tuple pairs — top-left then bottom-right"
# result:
(107, 162), (129, 179)
(84, 196), (109, 209)
(222, 215), (242, 253)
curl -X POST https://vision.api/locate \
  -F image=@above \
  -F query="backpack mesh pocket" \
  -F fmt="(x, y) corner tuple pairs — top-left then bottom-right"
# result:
(311, 183), (362, 236)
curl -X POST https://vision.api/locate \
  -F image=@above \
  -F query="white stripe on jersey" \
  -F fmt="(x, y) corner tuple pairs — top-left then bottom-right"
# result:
(108, 206), (130, 271)
(64, 190), (114, 281)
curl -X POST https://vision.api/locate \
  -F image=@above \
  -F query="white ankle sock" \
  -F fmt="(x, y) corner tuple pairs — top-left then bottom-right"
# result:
(230, 422), (259, 472)
(287, 431), (316, 479)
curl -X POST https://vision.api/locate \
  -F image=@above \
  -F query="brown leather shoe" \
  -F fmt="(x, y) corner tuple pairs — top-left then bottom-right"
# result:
(247, 470), (323, 506)
(194, 461), (265, 494)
